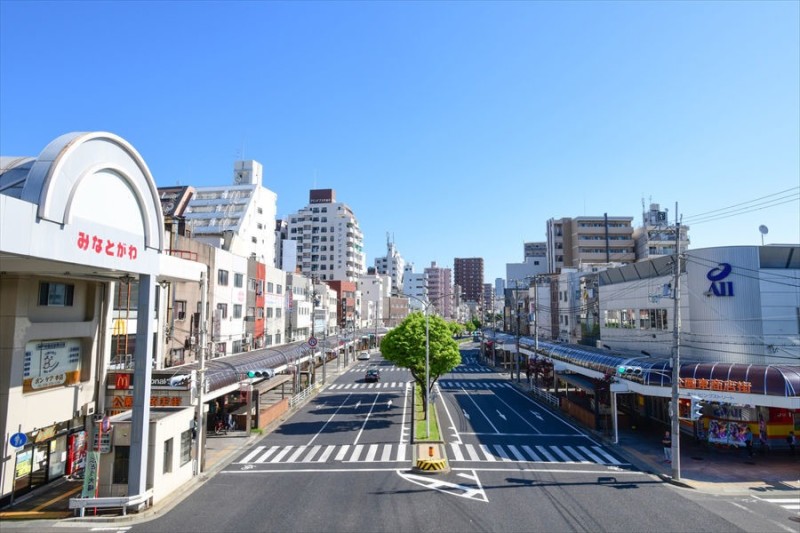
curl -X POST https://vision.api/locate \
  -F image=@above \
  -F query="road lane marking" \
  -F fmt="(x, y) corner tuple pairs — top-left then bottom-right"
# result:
(238, 446), (265, 463)
(270, 446), (295, 462)
(334, 445), (350, 461)
(535, 445), (557, 462)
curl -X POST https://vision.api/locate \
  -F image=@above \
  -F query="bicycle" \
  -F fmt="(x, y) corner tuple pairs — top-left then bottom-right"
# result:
(214, 420), (227, 435)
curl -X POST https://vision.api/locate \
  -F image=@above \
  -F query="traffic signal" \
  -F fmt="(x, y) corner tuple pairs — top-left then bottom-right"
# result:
(689, 397), (704, 420)
(616, 365), (642, 377)
(247, 369), (274, 379)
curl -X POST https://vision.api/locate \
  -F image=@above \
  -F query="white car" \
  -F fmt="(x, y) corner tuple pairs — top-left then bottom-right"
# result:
(358, 351), (370, 360)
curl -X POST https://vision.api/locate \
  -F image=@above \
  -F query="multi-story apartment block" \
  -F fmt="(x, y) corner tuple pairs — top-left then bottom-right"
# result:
(283, 189), (365, 282)
(402, 264), (427, 311)
(633, 202), (690, 261)
(424, 261), (453, 318)
(524, 241), (548, 260)
(374, 235), (406, 296)
(546, 215), (635, 273)
(454, 257), (484, 304)
(359, 274), (391, 329)
(182, 160), (277, 266)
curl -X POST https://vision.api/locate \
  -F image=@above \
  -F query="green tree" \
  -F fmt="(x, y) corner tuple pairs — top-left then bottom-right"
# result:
(381, 312), (461, 417)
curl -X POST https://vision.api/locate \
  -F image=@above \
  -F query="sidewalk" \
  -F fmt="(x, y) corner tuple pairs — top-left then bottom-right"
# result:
(503, 367), (800, 496)
(0, 354), (361, 523)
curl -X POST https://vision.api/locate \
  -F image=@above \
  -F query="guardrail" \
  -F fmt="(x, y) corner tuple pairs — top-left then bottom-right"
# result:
(288, 383), (319, 409)
(530, 385), (559, 407)
(69, 489), (153, 517)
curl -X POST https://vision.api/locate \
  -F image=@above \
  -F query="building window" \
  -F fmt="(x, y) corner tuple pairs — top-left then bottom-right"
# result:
(251, 236), (257, 243)
(180, 430), (192, 466)
(218, 270), (229, 286)
(276, 284), (283, 294)
(257, 307), (264, 318)
(113, 446), (130, 484)
(276, 308), (282, 318)
(267, 282), (274, 293)
(39, 282), (75, 306)
(266, 307), (274, 318)
(217, 303), (228, 319)
(233, 304), (242, 319)
(163, 438), (173, 473)
(234, 273), (244, 288)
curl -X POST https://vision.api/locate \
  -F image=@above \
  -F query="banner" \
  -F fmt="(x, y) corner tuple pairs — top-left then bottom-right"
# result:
(707, 419), (746, 447)
(81, 451), (100, 498)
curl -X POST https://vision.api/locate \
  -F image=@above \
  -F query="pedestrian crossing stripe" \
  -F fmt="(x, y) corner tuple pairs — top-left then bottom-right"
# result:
(234, 443), (623, 466)
(348, 366), (491, 373)
(755, 496), (800, 512)
(325, 382), (412, 390)
(438, 381), (514, 389)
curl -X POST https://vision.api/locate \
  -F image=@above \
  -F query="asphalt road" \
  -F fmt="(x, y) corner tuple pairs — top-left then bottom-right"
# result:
(121, 349), (794, 533)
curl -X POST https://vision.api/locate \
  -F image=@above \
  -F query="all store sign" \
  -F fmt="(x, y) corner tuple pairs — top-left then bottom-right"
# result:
(706, 263), (734, 297)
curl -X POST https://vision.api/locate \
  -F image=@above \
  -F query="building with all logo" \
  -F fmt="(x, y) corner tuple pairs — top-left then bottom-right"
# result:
(283, 189), (366, 282)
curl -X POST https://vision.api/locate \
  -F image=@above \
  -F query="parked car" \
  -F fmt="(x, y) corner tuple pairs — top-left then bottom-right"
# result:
(364, 368), (381, 382)
(358, 351), (371, 360)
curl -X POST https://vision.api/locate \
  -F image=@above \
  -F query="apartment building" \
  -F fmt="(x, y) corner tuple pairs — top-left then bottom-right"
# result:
(425, 261), (453, 319)
(182, 160), (277, 266)
(633, 202), (691, 261)
(283, 189), (365, 282)
(374, 235), (406, 296)
(546, 215), (635, 273)
(454, 257), (484, 304)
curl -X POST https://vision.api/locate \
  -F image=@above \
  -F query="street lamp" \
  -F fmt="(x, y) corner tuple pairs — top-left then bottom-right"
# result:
(403, 293), (431, 438)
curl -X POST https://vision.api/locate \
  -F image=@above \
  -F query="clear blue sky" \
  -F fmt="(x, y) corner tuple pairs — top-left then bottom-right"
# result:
(2, 1), (798, 282)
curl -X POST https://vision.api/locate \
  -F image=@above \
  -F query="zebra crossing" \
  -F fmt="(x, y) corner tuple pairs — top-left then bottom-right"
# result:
(438, 381), (514, 390)
(233, 442), (625, 466)
(347, 365), (491, 374)
(325, 381), (412, 390)
(753, 494), (800, 513)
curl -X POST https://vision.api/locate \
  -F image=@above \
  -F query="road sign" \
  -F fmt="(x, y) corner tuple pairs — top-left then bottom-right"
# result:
(308, 337), (318, 347)
(9, 432), (27, 448)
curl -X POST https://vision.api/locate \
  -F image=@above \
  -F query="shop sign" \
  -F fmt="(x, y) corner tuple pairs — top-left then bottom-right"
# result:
(706, 263), (734, 297)
(93, 428), (113, 453)
(76, 230), (138, 261)
(680, 377), (751, 394)
(107, 371), (193, 390)
(67, 431), (87, 475)
(107, 390), (188, 415)
(15, 449), (32, 478)
(23, 339), (81, 393)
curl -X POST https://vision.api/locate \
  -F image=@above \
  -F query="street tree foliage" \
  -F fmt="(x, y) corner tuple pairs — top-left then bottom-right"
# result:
(381, 312), (461, 414)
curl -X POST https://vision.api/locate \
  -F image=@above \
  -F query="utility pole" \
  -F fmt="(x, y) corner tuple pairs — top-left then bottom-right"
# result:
(670, 202), (682, 481)
(196, 269), (207, 473)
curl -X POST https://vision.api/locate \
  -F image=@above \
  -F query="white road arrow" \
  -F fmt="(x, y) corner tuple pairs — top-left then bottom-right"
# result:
(462, 409), (470, 420)
(355, 401), (361, 409)
(398, 470), (488, 502)
(496, 410), (507, 421)
(530, 410), (544, 421)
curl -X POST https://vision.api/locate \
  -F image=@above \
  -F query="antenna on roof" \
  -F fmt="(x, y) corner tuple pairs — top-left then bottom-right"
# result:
(759, 225), (768, 246)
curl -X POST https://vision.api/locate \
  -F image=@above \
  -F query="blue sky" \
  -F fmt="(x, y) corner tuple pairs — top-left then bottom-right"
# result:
(1, 1), (798, 282)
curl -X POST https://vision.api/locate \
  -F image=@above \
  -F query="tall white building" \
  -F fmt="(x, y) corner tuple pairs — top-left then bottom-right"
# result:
(633, 202), (691, 261)
(402, 264), (428, 311)
(374, 235), (406, 296)
(283, 189), (365, 282)
(183, 160), (278, 266)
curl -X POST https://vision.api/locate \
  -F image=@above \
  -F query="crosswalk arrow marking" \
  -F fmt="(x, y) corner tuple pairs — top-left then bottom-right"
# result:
(496, 410), (507, 421)
(530, 410), (544, 421)
(462, 409), (470, 420)
(398, 471), (489, 502)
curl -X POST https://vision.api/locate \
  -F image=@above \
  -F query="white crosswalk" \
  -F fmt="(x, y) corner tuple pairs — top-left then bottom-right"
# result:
(325, 381), (412, 390)
(438, 381), (514, 389)
(347, 365), (491, 374)
(754, 495), (800, 513)
(233, 442), (624, 466)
